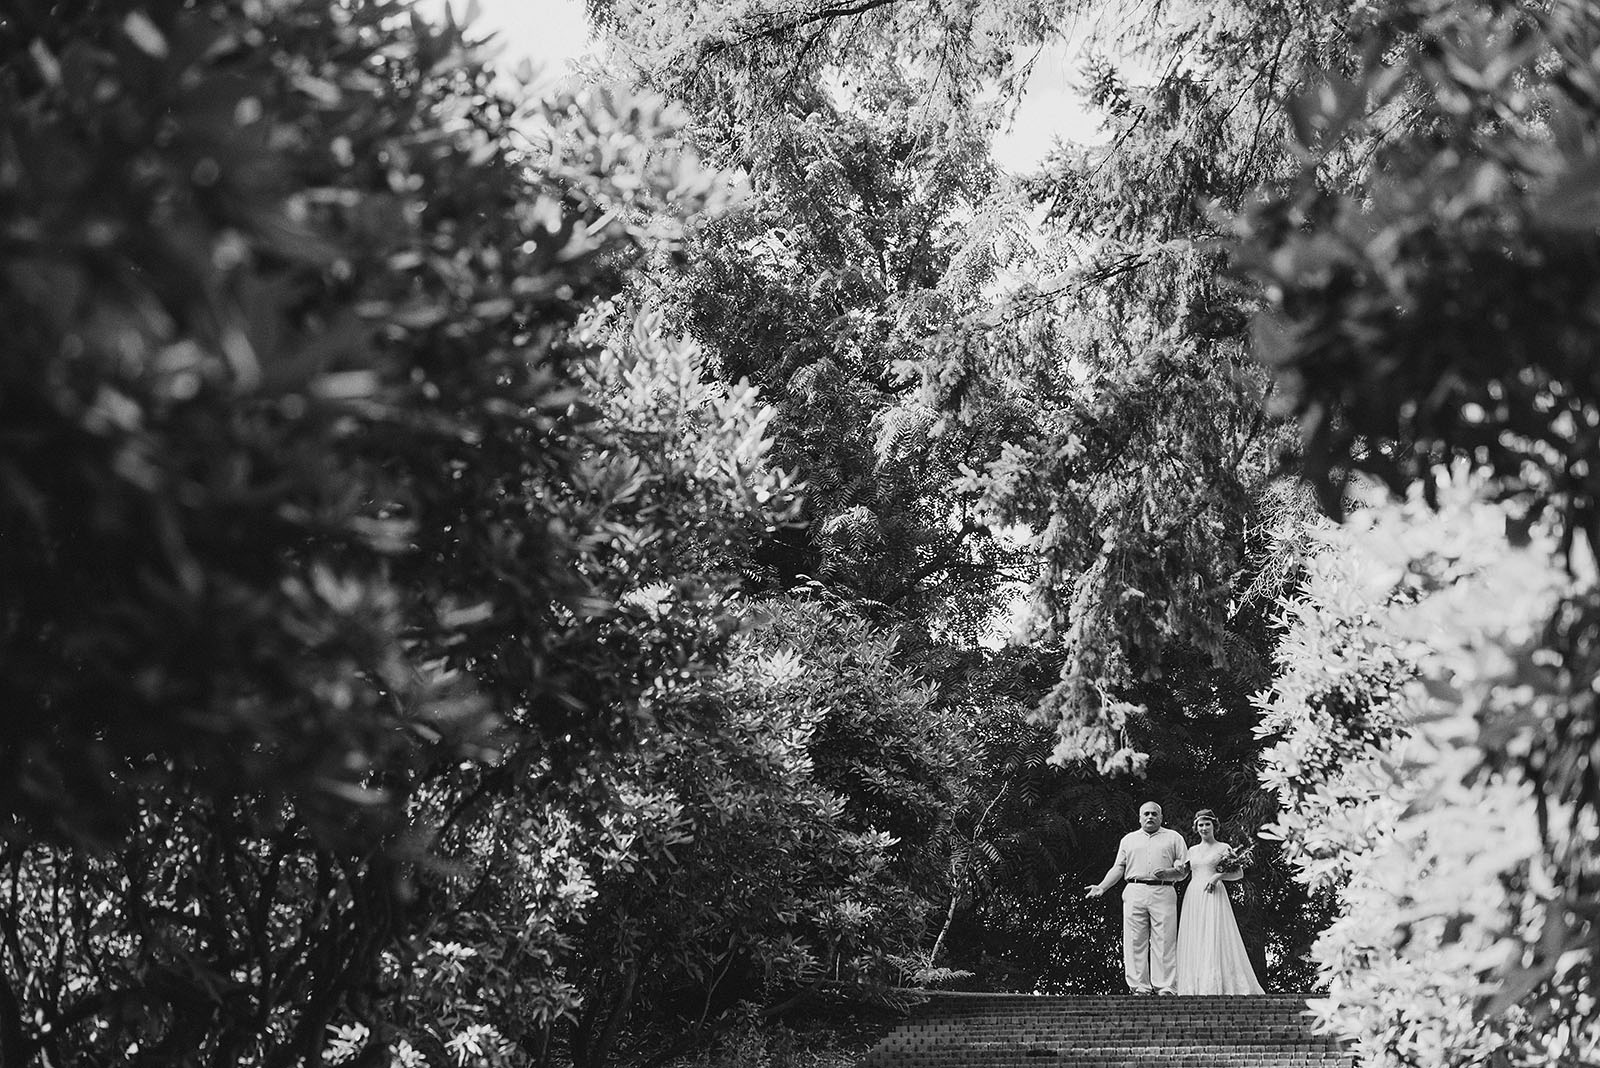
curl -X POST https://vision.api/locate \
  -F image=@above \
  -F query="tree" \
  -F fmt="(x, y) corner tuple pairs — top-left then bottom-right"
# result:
(631, 66), (1041, 623)
(392, 593), (966, 1068)
(379, 310), (805, 1068)
(952, 0), (1379, 776)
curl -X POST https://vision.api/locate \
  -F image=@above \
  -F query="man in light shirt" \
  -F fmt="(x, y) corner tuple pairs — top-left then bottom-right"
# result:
(1085, 801), (1189, 995)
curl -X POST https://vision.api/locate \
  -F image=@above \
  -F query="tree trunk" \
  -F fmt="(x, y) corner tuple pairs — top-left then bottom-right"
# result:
(929, 780), (1009, 969)
(571, 958), (639, 1068)
(927, 874), (962, 968)
(0, 968), (29, 1068)
(588, 958), (639, 1068)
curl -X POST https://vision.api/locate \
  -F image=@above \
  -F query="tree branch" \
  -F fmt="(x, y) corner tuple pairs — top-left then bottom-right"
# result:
(734, 0), (903, 47)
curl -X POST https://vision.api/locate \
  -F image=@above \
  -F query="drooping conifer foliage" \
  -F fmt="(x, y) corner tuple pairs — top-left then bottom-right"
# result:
(593, 8), (1047, 621)
(963, 0), (1371, 776)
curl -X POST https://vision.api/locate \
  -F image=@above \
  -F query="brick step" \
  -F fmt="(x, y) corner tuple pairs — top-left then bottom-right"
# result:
(889, 1029), (1337, 1036)
(909, 1055), (1348, 1061)
(910, 1022), (1328, 1031)
(872, 1047), (1345, 1055)
(862, 1051), (1353, 1068)
(924, 1000), (1313, 1014)
(857, 994), (1353, 1068)
(861, 1054), (1353, 1068)
(865, 1056), (1350, 1064)
(925, 1010), (1317, 1018)
(881, 1034), (1336, 1045)
(896, 1023), (1331, 1029)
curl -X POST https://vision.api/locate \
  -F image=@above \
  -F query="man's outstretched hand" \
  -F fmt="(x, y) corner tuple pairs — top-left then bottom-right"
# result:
(1084, 884), (1106, 898)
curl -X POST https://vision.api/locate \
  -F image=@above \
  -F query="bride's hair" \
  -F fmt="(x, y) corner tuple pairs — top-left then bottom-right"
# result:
(1193, 808), (1218, 829)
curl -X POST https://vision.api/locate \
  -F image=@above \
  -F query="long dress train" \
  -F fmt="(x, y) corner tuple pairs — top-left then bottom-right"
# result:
(1174, 841), (1265, 995)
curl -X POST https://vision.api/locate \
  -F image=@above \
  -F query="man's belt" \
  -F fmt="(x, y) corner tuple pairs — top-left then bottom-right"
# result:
(1126, 877), (1172, 885)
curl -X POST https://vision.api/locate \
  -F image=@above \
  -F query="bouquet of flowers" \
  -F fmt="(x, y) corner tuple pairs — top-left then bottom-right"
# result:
(1214, 844), (1255, 875)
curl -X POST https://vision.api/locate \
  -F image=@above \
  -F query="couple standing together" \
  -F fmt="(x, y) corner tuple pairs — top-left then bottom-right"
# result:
(1085, 802), (1263, 996)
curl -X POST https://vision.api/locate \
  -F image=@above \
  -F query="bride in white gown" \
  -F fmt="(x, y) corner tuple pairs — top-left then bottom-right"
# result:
(1175, 809), (1264, 995)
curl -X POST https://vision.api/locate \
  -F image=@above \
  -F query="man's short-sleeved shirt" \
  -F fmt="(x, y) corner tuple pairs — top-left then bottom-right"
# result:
(1114, 827), (1188, 881)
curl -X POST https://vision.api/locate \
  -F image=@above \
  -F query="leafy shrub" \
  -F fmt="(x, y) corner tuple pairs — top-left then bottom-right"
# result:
(1256, 475), (1597, 1067)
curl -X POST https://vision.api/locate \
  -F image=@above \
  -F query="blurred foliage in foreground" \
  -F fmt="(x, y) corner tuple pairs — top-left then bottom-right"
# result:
(0, 0), (955, 1063)
(1239, 0), (1600, 1063)
(0, 0), (734, 846)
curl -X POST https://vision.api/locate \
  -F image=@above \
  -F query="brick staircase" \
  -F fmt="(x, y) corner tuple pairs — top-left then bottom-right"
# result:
(859, 994), (1353, 1068)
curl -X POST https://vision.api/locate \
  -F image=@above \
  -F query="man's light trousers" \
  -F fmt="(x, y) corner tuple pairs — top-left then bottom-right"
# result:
(1122, 883), (1178, 994)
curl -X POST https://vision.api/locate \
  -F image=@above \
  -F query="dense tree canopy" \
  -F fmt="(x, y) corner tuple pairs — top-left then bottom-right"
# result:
(584, 0), (1347, 1006)
(13, 0), (1597, 1062)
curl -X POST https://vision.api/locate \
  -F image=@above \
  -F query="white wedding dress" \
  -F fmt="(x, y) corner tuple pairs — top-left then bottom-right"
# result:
(1174, 841), (1265, 995)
